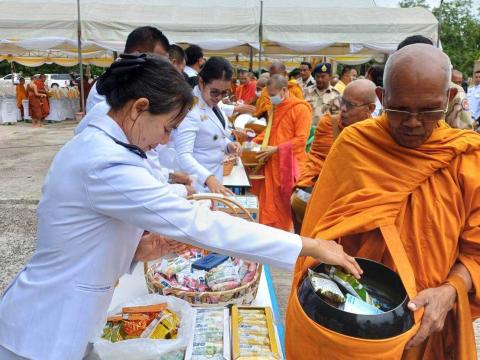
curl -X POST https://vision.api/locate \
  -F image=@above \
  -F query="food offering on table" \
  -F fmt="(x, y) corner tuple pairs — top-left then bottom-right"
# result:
(67, 87), (80, 99)
(231, 306), (281, 360)
(223, 154), (237, 176)
(47, 87), (79, 100)
(186, 307), (230, 360)
(102, 303), (180, 343)
(146, 248), (261, 305)
(308, 266), (394, 315)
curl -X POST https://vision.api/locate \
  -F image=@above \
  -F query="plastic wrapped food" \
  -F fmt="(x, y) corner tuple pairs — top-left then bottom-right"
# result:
(211, 281), (241, 291)
(341, 294), (384, 315)
(142, 310), (180, 340)
(308, 269), (345, 305)
(326, 265), (375, 305)
(158, 257), (191, 278)
(206, 265), (240, 286)
(239, 333), (271, 346)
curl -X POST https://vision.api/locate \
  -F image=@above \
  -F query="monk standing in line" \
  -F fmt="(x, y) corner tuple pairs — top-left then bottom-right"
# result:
(252, 75), (312, 231)
(286, 44), (480, 359)
(35, 74), (50, 125)
(16, 77), (27, 121)
(254, 60), (304, 119)
(235, 69), (257, 105)
(291, 79), (377, 233)
(27, 76), (48, 128)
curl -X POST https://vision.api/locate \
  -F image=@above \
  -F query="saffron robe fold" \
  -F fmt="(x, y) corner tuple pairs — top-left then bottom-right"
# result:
(287, 114), (480, 359)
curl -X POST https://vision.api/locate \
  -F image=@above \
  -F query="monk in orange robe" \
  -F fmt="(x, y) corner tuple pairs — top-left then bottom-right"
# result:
(254, 60), (304, 118)
(35, 74), (50, 122)
(252, 74), (312, 231)
(286, 44), (479, 359)
(292, 79), (377, 233)
(235, 69), (257, 105)
(15, 78), (27, 120)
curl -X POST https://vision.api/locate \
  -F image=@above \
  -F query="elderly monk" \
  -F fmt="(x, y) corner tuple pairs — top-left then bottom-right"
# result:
(235, 69), (257, 105)
(291, 79), (377, 233)
(254, 60), (304, 118)
(286, 44), (480, 359)
(252, 75), (312, 231)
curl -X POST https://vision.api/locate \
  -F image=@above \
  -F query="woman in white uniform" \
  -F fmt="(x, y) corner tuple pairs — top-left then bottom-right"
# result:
(0, 54), (361, 360)
(174, 57), (241, 195)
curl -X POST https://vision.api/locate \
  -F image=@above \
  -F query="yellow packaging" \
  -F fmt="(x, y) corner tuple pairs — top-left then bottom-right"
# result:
(231, 306), (281, 360)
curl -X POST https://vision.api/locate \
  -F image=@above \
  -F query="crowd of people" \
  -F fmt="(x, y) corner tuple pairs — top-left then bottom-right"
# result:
(1, 25), (479, 360)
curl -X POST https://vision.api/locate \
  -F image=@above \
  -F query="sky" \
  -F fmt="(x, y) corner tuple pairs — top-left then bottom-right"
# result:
(375, 0), (480, 13)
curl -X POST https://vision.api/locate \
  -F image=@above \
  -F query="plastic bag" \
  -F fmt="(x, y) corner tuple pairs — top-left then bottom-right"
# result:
(90, 294), (195, 360)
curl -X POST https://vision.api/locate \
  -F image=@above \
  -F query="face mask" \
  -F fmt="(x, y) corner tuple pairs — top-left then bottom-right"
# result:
(270, 94), (283, 105)
(255, 90), (262, 97)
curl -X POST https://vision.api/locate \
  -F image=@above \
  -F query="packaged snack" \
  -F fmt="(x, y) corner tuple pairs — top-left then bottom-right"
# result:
(341, 294), (384, 315)
(326, 265), (375, 305)
(145, 310), (180, 340)
(211, 281), (241, 291)
(206, 264), (240, 286)
(308, 269), (345, 305)
(231, 306), (281, 359)
(158, 257), (191, 277)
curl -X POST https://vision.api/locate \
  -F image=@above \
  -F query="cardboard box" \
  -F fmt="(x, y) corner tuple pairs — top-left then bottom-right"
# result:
(231, 306), (281, 360)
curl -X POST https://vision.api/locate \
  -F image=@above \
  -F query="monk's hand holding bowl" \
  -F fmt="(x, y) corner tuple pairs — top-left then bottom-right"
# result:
(405, 284), (457, 349)
(299, 237), (363, 279)
(256, 146), (278, 163)
(134, 232), (188, 262)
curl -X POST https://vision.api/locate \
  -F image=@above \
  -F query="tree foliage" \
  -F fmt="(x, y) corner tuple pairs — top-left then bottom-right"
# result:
(400, 0), (480, 77)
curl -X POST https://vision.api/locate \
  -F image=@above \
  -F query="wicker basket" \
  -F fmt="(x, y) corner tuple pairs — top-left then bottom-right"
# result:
(144, 194), (262, 306)
(223, 157), (236, 176)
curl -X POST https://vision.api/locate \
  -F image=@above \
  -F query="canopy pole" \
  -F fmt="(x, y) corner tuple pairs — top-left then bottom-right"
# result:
(258, 0), (263, 75)
(77, 0), (85, 114)
(248, 46), (253, 72)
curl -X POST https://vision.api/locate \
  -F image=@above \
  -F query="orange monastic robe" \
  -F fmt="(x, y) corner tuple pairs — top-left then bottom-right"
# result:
(297, 113), (338, 188)
(286, 115), (480, 359)
(253, 96), (312, 230)
(254, 80), (304, 118)
(35, 80), (50, 117)
(235, 80), (257, 104)
(16, 84), (27, 109)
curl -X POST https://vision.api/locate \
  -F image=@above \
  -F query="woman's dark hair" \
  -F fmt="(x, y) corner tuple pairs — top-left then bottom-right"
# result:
(97, 53), (193, 123)
(367, 64), (384, 87)
(198, 57), (233, 84)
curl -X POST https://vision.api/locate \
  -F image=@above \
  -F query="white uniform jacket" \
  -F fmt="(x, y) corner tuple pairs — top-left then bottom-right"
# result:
(0, 109), (301, 360)
(173, 86), (232, 191)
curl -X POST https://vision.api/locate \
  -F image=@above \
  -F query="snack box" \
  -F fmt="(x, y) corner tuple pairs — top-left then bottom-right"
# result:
(185, 307), (231, 360)
(231, 306), (281, 360)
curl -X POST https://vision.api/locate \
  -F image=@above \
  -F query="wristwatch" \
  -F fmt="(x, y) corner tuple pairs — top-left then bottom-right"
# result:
(168, 169), (174, 183)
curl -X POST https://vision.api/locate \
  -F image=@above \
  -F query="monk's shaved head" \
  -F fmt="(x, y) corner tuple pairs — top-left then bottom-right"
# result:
(379, 44), (456, 148)
(384, 44), (451, 94)
(267, 74), (288, 90)
(269, 60), (286, 75)
(340, 79), (377, 127)
(257, 77), (268, 88)
(344, 79), (377, 105)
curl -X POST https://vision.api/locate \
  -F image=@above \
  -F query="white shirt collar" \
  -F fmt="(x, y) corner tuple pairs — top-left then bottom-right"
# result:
(87, 105), (129, 144)
(184, 65), (198, 77)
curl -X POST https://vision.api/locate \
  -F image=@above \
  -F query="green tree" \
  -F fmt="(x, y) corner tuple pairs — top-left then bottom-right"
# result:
(399, 0), (429, 9)
(400, 0), (480, 76)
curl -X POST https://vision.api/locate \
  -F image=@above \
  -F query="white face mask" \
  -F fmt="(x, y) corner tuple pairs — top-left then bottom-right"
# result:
(270, 94), (283, 105)
(255, 90), (262, 97)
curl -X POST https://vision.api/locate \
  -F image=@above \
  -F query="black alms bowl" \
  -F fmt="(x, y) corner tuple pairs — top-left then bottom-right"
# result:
(298, 258), (414, 339)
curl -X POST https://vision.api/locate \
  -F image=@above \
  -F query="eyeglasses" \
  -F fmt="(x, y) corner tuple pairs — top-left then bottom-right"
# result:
(383, 106), (448, 124)
(340, 97), (372, 111)
(209, 88), (229, 99)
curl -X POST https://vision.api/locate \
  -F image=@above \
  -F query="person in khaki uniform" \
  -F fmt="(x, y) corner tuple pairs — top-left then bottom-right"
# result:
(446, 81), (474, 129)
(304, 62), (340, 126)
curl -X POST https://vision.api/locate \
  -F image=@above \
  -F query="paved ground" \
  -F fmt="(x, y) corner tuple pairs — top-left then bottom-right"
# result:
(0, 121), (479, 357)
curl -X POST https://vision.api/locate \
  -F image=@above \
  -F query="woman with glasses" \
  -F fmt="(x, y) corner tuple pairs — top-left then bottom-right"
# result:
(174, 57), (242, 195)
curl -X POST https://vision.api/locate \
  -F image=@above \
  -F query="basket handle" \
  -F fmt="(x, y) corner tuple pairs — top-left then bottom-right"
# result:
(143, 193), (256, 276)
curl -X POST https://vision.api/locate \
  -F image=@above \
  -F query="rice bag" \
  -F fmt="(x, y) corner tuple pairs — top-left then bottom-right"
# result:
(308, 269), (345, 305)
